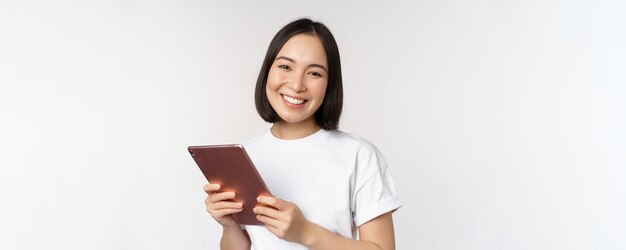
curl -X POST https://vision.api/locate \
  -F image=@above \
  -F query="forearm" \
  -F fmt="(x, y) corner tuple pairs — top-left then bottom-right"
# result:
(220, 226), (250, 250)
(302, 223), (384, 250)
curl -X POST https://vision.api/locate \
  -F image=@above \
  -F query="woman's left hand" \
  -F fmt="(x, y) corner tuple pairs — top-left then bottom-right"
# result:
(253, 196), (313, 244)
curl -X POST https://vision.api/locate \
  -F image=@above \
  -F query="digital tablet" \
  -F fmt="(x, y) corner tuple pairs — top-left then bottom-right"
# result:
(187, 144), (271, 225)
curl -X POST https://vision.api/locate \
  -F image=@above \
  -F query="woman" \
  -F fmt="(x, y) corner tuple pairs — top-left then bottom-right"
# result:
(203, 18), (402, 250)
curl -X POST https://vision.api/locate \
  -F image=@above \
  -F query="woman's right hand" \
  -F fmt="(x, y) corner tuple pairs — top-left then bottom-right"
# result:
(203, 183), (244, 228)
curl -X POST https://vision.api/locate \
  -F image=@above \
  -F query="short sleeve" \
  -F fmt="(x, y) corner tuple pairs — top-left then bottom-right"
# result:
(351, 143), (402, 227)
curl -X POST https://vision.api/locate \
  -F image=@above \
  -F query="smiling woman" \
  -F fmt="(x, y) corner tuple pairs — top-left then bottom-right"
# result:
(265, 34), (329, 137)
(255, 19), (343, 133)
(202, 18), (402, 250)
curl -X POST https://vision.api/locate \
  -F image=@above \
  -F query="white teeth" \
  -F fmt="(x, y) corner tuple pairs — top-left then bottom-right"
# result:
(283, 95), (305, 105)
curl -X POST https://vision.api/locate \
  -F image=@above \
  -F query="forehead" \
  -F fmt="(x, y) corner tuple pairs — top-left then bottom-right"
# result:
(276, 34), (327, 64)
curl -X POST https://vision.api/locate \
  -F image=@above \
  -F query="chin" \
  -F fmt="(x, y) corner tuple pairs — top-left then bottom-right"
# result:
(279, 117), (305, 124)
(276, 114), (310, 124)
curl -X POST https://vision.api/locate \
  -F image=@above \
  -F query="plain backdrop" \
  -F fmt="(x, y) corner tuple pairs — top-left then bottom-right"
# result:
(1, 0), (625, 249)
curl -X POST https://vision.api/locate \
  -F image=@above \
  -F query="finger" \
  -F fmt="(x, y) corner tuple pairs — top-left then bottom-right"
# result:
(213, 201), (244, 210)
(209, 191), (236, 203)
(205, 193), (235, 206)
(257, 196), (285, 209)
(212, 208), (244, 218)
(256, 213), (281, 229)
(203, 183), (220, 191)
(253, 206), (282, 220)
(203, 183), (221, 193)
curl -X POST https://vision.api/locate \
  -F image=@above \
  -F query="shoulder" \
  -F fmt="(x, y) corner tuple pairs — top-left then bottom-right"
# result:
(325, 130), (388, 171)
(243, 132), (265, 147)
(327, 130), (384, 155)
(326, 130), (371, 147)
(329, 131), (391, 196)
(242, 132), (268, 155)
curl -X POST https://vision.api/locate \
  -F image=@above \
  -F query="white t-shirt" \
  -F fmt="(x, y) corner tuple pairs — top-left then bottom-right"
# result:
(242, 129), (402, 250)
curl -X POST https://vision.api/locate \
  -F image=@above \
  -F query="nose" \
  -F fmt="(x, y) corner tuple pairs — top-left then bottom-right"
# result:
(288, 72), (306, 92)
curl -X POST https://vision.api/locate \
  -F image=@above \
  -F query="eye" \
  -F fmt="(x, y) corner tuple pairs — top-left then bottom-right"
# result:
(278, 65), (291, 71)
(308, 71), (323, 78)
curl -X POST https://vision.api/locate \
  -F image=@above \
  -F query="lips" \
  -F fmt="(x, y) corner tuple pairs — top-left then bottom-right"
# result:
(282, 94), (306, 105)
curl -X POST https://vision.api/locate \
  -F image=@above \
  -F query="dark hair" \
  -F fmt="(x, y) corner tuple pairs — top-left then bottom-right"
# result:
(255, 18), (343, 130)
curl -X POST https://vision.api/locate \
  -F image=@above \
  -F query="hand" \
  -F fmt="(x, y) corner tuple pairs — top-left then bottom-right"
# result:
(253, 196), (313, 244)
(203, 183), (243, 229)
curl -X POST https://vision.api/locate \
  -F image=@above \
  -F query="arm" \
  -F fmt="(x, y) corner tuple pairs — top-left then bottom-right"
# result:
(306, 212), (395, 250)
(254, 196), (396, 250)
(220, 227), (251, 250)
(203, 183), (251, 250)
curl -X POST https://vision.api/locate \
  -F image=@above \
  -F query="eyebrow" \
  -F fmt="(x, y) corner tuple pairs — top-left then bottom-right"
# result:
(275, 56), (328, 72)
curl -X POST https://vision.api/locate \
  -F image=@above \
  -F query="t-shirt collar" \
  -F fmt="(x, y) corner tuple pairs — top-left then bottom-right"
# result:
(263, 128), (329, 151)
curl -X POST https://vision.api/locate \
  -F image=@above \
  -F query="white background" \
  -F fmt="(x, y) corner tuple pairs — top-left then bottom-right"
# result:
(1, 0), (625, 249)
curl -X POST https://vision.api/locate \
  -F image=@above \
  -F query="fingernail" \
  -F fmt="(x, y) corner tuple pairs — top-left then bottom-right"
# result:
(256, 196), (261, 202)
(238, 203), (243, 208)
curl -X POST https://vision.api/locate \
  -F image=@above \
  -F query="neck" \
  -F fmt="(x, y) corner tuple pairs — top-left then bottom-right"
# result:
(271, 119), (321, 140)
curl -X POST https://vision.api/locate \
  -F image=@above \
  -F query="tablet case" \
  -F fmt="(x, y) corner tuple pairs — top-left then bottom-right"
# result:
(188, 144), (271, 225)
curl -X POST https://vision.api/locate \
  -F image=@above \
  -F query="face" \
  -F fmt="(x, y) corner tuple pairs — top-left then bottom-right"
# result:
(266, 33), (329, 126)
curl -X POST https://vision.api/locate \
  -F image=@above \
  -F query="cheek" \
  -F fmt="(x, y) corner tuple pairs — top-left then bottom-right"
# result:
(266, 69), (284, 89)
(312, 81), (329, 100)
(266, 76), (277, 91)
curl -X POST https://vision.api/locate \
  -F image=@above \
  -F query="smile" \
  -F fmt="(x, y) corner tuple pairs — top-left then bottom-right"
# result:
(282, 95), (306, 105)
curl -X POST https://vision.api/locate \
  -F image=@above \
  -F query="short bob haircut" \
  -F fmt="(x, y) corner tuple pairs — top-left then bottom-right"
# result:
(255, 18), (343, 131)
